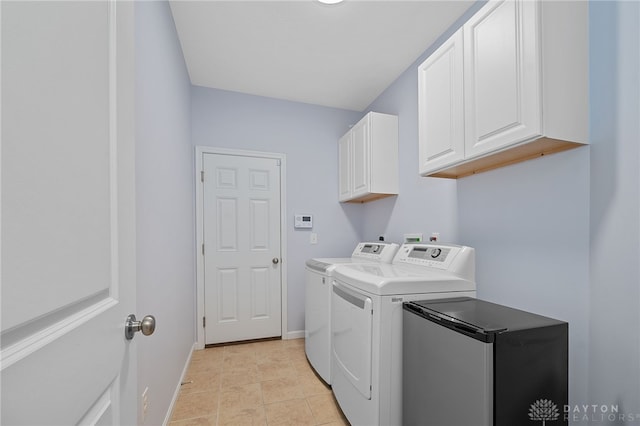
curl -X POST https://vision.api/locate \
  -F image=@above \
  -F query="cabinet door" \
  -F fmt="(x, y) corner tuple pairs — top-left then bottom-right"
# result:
(418, 29), (465, 175)
(464, 0), (541, 158)
(351, 118), (370, 198)
(338, 132), (352, 201)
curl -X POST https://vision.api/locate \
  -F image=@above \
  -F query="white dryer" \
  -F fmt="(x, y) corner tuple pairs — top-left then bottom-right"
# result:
(305, 242), (399, 384)
(331, 243), (476, 426)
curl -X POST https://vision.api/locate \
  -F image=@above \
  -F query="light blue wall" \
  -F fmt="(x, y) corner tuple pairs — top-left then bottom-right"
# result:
(588, 0), (640, 418)
(457, 149), (591, 407)
(361, 0), (640, 419)
(360, 3), (483, 245)
(358, 63), (459, 244)
(142, 0), (639, 421)
(135, 2), (195, 425)
(191, 88), (363, 332)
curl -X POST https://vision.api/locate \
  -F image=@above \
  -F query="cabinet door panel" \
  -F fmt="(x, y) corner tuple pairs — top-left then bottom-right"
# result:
(338, 133), (352, 201)
(418, 29), (465, 175)
(464, 0), (541, 158)
(351, 119), (370, 197)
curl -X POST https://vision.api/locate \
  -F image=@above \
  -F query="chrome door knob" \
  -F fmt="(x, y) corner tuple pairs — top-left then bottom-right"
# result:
(272, 258), (279, 264)
(125, 314), (156, 340)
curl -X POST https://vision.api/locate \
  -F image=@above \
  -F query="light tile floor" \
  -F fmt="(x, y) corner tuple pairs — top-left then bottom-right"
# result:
(168, 338), (350, 426)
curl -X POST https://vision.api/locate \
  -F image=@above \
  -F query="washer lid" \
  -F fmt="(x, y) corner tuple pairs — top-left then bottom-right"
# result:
(305, 258), (353, 273)
(332, 263), (476, 296)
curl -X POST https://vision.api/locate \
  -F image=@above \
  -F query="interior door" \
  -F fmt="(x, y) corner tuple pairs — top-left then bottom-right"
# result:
(1, 1), (138, 424)
(202, 152), (282, 344)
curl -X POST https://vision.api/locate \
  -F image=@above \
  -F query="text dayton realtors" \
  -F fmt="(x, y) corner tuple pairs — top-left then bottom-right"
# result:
(564, 404), (640, 423)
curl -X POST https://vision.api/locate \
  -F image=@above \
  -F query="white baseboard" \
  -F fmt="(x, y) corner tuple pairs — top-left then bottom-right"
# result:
(285, 330), (305, 340)
(163, 342), (197, 426)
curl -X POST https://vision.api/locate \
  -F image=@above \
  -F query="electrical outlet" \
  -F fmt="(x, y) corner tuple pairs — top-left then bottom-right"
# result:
(141, 387), (149, 423)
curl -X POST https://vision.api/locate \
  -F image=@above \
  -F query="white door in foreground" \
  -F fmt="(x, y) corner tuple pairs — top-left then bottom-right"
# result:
(2, 2), (141, 424)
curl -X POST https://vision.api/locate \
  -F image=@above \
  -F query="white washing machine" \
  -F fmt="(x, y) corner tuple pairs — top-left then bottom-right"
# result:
(305, 242), (399, 384)
(330, 243), (476, 426)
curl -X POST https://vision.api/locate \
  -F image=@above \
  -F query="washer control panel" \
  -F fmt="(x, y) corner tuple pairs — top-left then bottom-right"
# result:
(394, 243), (462, 269)
(352, 242), (399, 263)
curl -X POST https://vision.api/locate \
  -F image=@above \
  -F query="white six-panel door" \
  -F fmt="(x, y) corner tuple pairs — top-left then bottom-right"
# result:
(202, 153), (282, 344)
(1, 1), (137, 424)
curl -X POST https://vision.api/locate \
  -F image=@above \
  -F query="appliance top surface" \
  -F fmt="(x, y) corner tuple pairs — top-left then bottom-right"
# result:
(333, 263), (475, 296)
(305, 257), (369, 273)
(408, 297), (567, 332)
(331, 243), (476, 295)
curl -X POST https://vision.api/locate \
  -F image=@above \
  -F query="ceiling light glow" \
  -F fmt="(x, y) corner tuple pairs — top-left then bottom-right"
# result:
(317, 0), (345, 5)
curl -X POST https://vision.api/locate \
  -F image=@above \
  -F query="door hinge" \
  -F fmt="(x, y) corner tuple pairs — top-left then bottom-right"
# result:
(202, 244), (205, 255)
(203, 317), (206, 328)
(200, 171), (204, 182)
(276, 159), (281, 166)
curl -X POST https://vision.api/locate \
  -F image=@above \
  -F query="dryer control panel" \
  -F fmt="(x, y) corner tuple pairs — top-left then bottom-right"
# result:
(393, 243), (465, 270)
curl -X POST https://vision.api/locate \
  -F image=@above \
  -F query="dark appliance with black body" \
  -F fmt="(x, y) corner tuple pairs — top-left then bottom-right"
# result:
(403, 297), (568, 426)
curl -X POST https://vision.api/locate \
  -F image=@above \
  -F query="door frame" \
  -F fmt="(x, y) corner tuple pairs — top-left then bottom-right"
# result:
(194, 146), (288, 349)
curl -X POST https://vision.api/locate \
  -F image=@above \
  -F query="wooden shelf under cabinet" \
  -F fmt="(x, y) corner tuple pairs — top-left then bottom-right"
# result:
(426, 138), (584, 179)
(342, 192), (396, 203)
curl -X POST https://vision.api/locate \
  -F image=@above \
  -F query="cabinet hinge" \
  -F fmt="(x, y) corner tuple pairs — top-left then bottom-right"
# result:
(200, 171), (204, 182)
(203, 317), (206, 328)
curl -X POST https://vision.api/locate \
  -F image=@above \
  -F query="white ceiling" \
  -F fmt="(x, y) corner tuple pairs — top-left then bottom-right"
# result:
(169, 0), (475, 111)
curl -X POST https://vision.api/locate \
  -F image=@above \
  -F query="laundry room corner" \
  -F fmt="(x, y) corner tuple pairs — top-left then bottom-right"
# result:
(135, 2), (196, 425)
(190, 87), (364, 337)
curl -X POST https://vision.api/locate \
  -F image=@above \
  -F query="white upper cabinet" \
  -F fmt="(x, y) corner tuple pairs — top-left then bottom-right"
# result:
(339, 112), (398, 203)
(464, 0), (541, 157)
(418, 0), (588, 178)
(418, 29), (465, 173)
